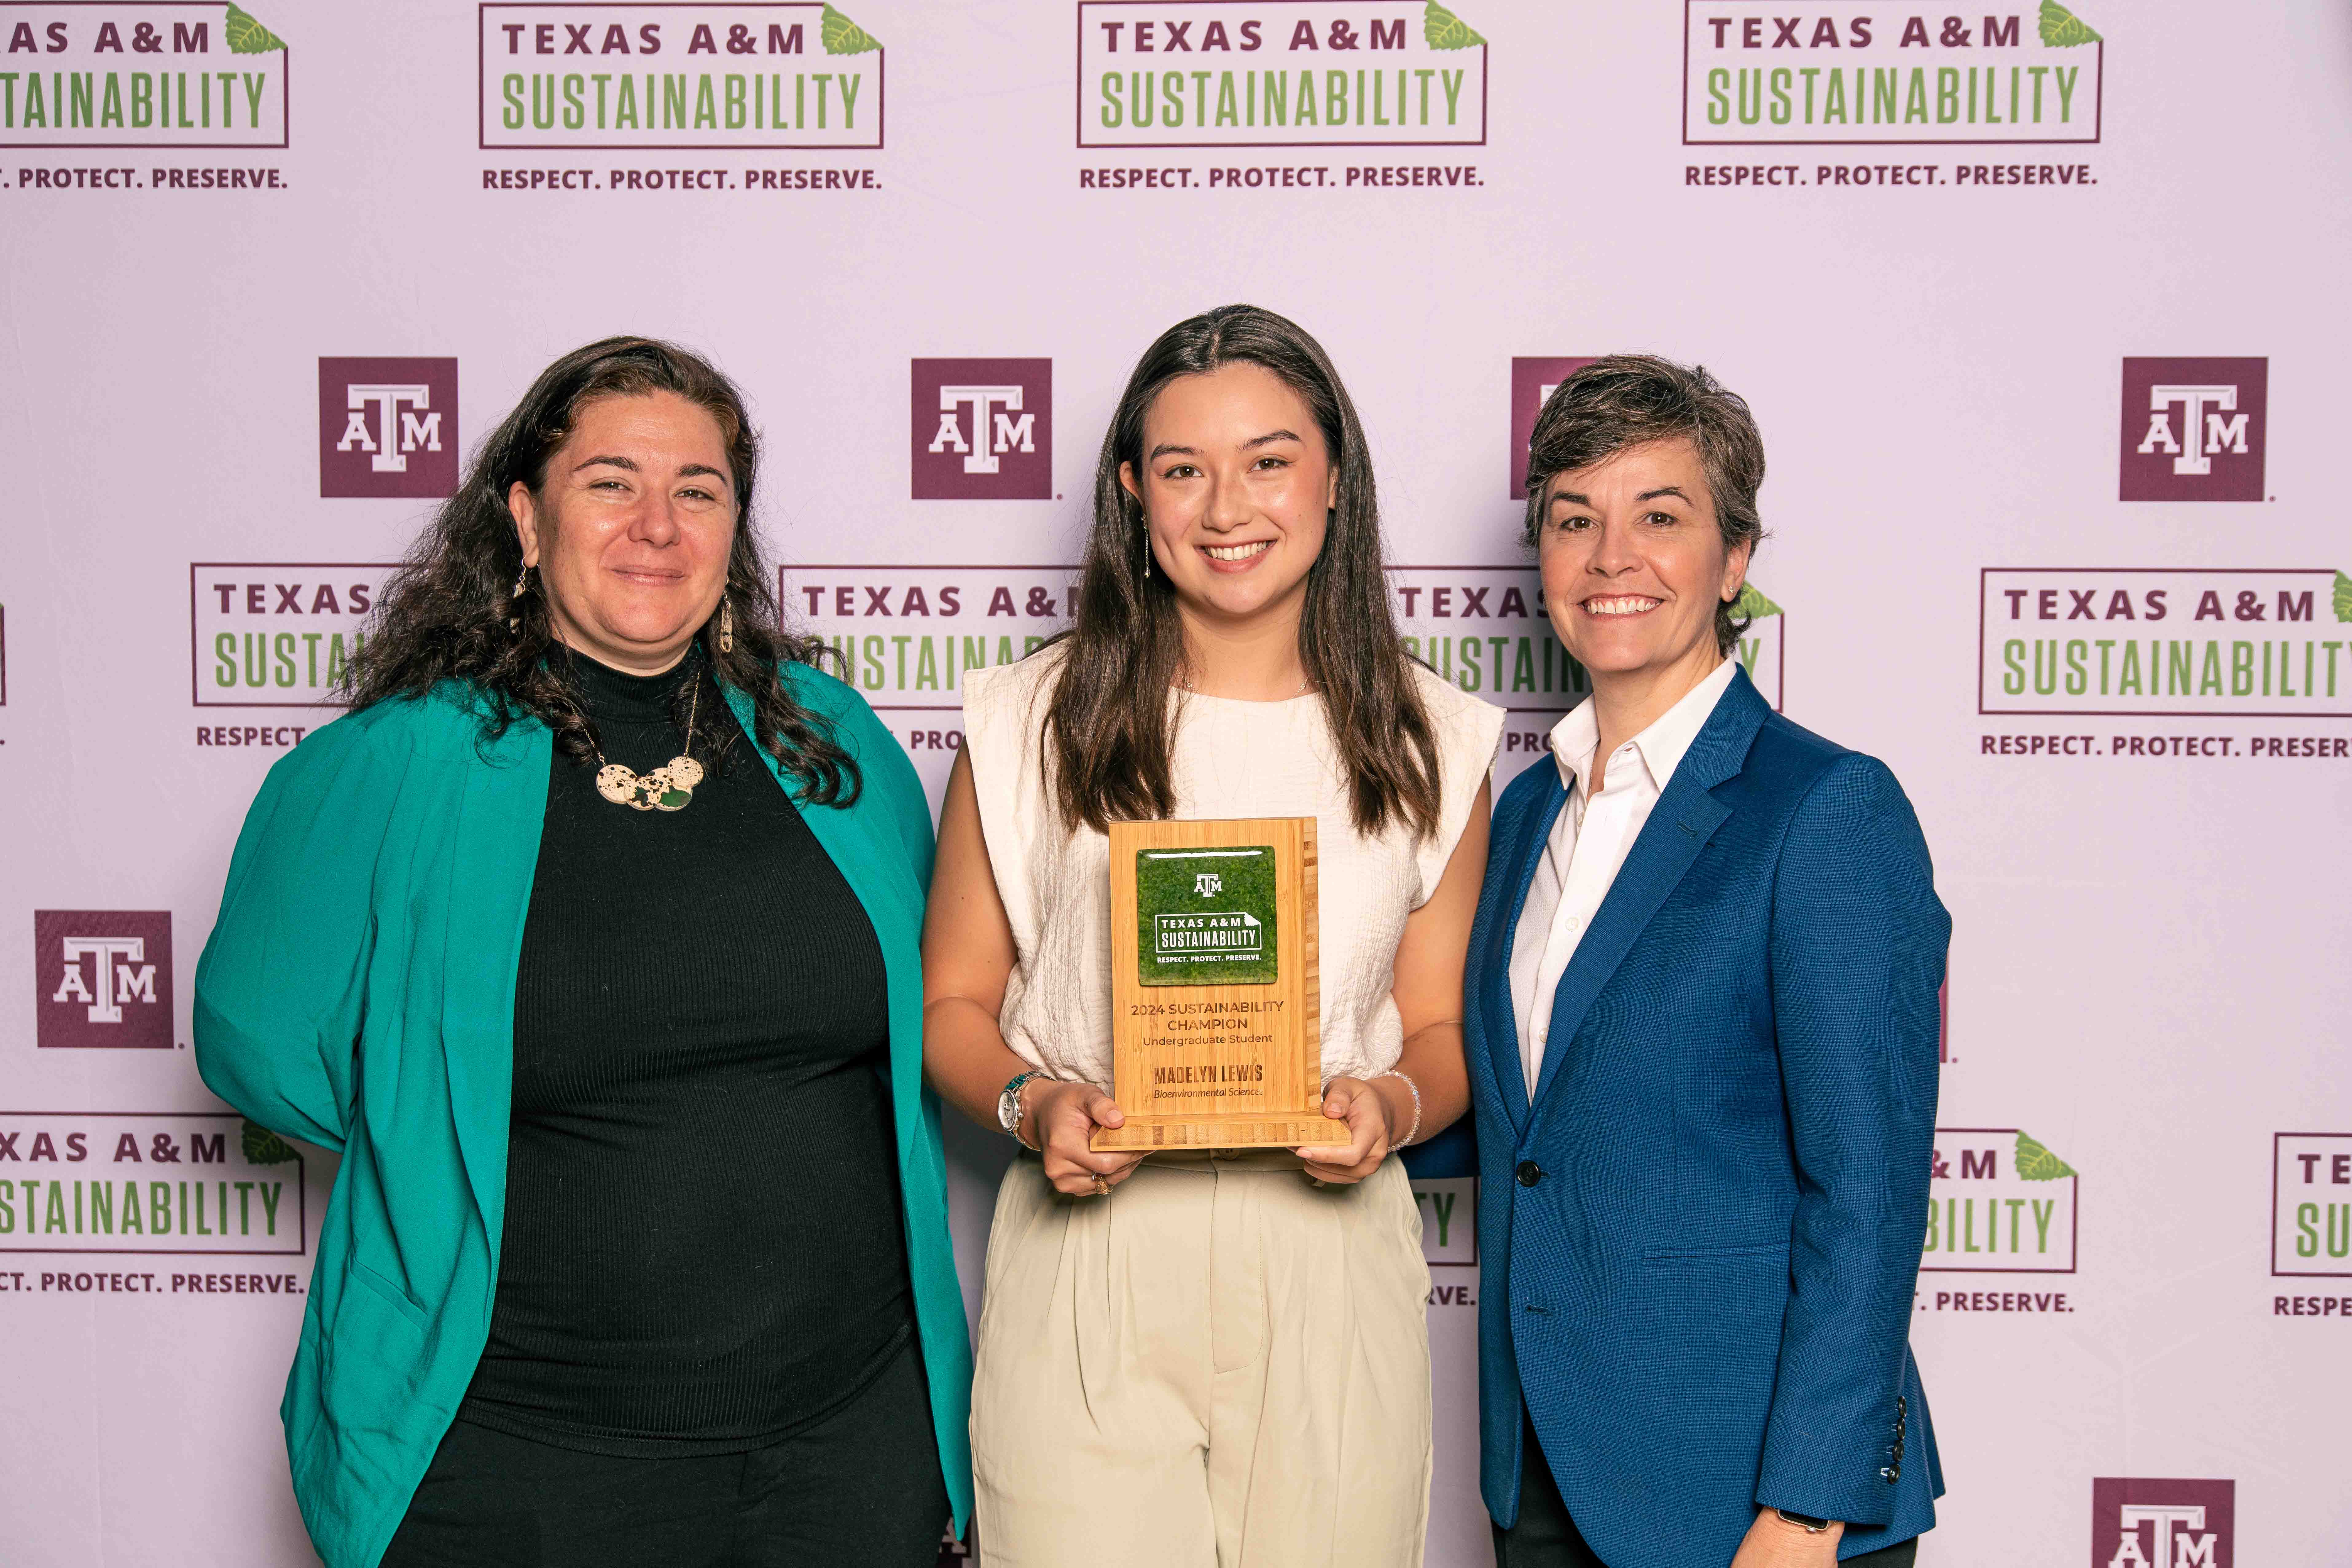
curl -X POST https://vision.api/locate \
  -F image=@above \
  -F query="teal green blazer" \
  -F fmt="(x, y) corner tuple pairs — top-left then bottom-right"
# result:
(194, 667), (973, 1568)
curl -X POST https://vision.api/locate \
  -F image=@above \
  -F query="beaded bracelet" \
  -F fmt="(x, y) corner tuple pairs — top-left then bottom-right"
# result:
(1370, 1069), (1424, 1148)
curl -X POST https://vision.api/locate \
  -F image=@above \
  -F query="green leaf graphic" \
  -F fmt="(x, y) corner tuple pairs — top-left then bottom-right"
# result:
(821, 4), (881, 54)
(2038, 1), (2102, 46)
(1734, 583), (1784, 620)
(1424, 2), (1487, 50)
(2014, 1131), (2077, 1182)
(2332, 570), (2352, 623)
(224, 2), (286, 53)
(241, 1119), (298, 1166)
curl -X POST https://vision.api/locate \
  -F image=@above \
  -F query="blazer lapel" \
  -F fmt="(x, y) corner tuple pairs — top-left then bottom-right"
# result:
(1483, 778), (1571, 1132)
(1526, 669), (1769, 1109)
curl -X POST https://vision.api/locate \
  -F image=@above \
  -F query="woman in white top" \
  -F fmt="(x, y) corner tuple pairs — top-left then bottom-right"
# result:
(922, 304), (1502, 1567)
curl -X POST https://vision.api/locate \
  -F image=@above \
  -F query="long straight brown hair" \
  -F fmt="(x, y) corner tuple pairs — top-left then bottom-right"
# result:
(1044, 304), (1442, 838)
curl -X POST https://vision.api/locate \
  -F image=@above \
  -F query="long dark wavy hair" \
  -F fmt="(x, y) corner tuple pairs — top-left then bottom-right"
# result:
(1045, 304), (1442, 838)
(339, 335), (858, 804)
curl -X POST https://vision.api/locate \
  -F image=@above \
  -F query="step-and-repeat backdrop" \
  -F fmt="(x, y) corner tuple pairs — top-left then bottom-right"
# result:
(4, 1), (2347, 1563)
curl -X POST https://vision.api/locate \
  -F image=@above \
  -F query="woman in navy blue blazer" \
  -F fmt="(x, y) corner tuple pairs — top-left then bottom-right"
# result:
(1464, 356), (1947, 1568)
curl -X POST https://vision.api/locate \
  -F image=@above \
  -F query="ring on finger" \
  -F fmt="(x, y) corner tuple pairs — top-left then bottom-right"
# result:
(1090, 1173), (1111, 1197)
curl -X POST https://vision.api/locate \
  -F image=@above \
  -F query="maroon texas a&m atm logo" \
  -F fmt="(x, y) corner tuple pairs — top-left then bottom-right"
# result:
(319, 357), (460, 499)
(2119, 358), (2266, 502)
(35, 912), (173, 1050)
(1510, 357), (1595, 499)
(911, 359), (1052, 500)
(2091, 1478), (2232, 1567)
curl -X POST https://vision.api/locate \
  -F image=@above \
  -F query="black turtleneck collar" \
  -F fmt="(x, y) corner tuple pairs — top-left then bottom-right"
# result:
(562, 647), (701, 728)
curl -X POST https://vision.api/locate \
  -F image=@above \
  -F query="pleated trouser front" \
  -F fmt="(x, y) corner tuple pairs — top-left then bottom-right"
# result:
(970, 1150), (1433, 1568)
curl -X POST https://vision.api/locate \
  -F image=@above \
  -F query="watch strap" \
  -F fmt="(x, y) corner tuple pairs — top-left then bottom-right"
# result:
(999, 1070), (1041, 1142)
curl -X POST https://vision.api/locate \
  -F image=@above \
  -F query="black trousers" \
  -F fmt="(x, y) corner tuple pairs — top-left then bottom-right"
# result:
(1494, 1416), (1919, 1568)
(381, 1332), (949, 1568)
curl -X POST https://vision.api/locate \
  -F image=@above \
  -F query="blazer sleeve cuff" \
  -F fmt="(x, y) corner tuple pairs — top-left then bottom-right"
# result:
(1755, 1459), (1900, 1529)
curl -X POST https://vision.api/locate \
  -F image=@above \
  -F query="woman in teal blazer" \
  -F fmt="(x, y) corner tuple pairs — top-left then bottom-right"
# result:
(195, 338), (972, 1568)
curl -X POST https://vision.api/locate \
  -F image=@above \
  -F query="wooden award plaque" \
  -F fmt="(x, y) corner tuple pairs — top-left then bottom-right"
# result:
(1091, 817), (1326, 1152)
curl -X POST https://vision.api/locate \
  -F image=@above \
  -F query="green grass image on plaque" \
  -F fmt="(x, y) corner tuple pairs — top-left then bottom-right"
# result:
(1134, 846), (1280, 987)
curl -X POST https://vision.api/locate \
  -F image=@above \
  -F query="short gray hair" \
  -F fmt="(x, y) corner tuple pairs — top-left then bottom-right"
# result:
(1521, 354), (1767, 656)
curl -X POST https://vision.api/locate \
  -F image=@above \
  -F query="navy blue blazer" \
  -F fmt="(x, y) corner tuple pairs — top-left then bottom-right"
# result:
(1462, 667), (1947, 1566)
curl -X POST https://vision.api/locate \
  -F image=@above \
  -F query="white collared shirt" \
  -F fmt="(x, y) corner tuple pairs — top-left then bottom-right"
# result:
(1509, 658), (1740, 1100)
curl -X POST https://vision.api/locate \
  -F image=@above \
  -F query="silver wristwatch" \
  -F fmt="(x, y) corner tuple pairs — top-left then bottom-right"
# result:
(997, 1071), (1041, 1142)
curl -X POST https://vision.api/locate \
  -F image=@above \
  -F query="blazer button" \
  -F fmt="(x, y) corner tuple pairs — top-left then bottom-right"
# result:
(1516, 1161), (1544, 1187)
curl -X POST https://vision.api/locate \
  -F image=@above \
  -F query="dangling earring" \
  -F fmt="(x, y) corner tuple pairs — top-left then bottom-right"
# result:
(1138, 506), (1152, 581)
(718, 596), (735, 654)
(506, 565), (530, 632)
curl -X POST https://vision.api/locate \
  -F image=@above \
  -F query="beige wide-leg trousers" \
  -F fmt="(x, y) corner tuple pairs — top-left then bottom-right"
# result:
(970, 1150), (1433, 1568)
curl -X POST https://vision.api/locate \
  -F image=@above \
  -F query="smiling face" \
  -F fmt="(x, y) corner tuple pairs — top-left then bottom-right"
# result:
(1119, 361), (1334, 634)
(1535, 436), (1751, 694)
(508, 390), (738, 675)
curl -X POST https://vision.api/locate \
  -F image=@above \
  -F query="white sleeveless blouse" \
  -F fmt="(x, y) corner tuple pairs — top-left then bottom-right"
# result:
(962, 650), (1504, 1089)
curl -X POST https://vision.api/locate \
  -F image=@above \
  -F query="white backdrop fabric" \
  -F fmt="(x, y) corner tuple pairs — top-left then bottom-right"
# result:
(3, 1), (2349, 1564)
